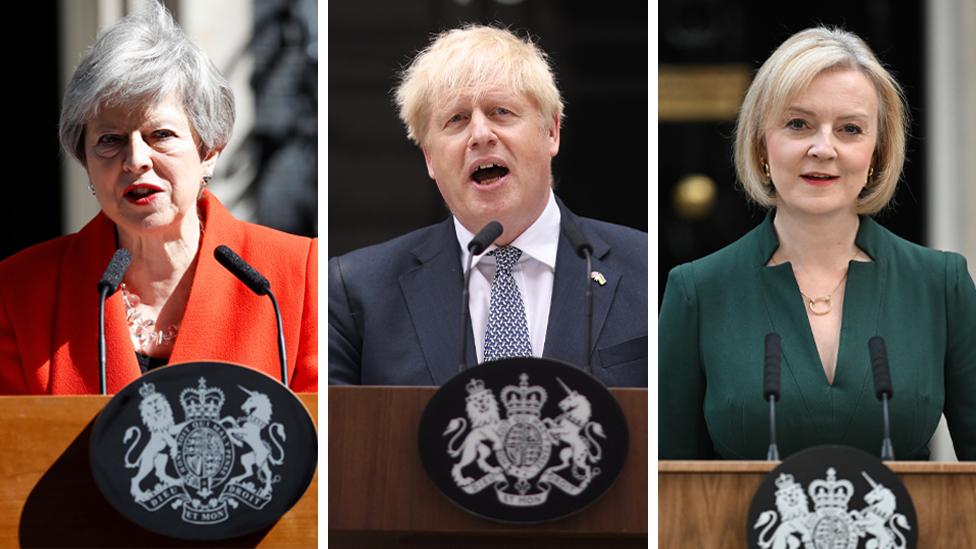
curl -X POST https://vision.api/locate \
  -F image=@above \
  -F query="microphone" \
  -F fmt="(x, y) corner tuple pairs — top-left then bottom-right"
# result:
(214, 245), (288, 386)
(97, 249), (131, 395)
(563, 221), (594, 374)
(214, 245), (270, 296)
(763, 333), (782, 461)
(468, 221), (502, 255)
(459, 221), (503, 372)
(868, 336), (895, 460)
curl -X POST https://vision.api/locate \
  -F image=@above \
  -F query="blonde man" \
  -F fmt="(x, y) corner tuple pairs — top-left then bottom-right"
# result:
(329, 25), (647, 386)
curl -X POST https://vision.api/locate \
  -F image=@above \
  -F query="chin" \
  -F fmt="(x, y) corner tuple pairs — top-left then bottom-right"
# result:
(127, 215), (179, 235)
(786, 201), (857, 218)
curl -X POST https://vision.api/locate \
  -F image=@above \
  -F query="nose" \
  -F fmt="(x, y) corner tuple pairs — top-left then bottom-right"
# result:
(467, 110), (497, 149)
(123, 133), (152, 174)
(807, 128), (837, 160)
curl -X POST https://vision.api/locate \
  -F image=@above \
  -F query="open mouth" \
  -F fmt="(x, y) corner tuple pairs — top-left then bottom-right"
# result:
(124, 184), (164, 203)
(471, 163), (510, 185)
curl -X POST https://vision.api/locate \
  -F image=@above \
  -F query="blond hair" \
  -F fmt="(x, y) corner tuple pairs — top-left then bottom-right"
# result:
(734, 27), (908, 214)
(394, 25), (564, 145)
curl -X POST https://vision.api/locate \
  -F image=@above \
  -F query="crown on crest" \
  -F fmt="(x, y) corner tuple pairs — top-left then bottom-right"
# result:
(500, 374), (547, 417)
(180, 377), (225, 420)
(808, 468), (854, 512)
(138, 382), (157, 399)
(774, 473), (804, 498)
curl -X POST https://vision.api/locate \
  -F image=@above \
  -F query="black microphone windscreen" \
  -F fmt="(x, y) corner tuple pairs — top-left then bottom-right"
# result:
(97, 248), (131, 294)
(563, 221), (594, 258)
(868, 336), (893, 399)
(763, 332), (782, 401)
(468, 221), (503, 254)
(214, 245), (271, 296)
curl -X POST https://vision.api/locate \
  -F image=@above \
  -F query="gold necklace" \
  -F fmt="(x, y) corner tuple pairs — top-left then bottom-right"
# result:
(796, 252), (859, 316)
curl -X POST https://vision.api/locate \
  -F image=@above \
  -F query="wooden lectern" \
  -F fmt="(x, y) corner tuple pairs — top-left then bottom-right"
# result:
(659, 460), (976, 548)
(0, 394), (317, 548)
(329, 386), (648, 548)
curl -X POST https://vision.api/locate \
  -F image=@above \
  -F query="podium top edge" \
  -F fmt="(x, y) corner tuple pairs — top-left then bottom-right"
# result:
(659, 460), (976, 474)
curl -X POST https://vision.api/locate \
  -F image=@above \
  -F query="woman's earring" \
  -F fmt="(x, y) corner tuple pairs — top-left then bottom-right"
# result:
(761, 161), (771, 181)
(87, 182), (96, 196)
(199, 175), (212, 200)
(868, 167), (875, 181)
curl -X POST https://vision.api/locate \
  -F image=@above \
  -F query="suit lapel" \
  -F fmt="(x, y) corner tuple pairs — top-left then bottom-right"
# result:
(169, 192), (242, 366)
(51, 213), (140, 394)
(400, 219), (475, 385)
(756, 212), (885, 433)
(832, 218), (885, 437)
(755, 213), (822, 416)
(544, 206), (616, 367)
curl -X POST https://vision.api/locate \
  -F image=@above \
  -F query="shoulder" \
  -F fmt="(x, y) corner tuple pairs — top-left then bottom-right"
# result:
(577, 217), (647, 250)
(668, 222), (767, 291)
(0, 234), (74, 287)
(229, 217), (316, 259)
(203, 191), (316, 275)
(862, 217), (958, 273)
(329, 221), (453, 278)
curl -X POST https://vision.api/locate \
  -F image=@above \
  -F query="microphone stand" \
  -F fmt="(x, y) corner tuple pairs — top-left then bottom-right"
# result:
(98, 286), (110, 395)
(458, 251), (477, 373)
(268, 291), (288, 386)
(880, 393), (894, 461)
(767, 397), (779, 461)
(763, 332), (781, 461)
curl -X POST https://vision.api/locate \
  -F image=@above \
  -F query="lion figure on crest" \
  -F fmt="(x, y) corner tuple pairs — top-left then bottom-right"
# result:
(754, 474), (811, 549)
(444, 380), (502, 486)
(123, 384), (184, 501)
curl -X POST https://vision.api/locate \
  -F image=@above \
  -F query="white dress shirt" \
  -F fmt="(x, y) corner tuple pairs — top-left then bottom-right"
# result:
(454, 192), (561, 363)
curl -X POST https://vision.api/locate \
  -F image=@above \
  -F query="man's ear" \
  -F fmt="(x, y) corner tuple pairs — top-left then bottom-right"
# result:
(547, 114), (560, 158)
(422, 145), (436, 180)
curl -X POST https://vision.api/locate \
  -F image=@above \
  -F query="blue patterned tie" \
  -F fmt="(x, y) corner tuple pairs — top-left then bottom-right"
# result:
(483, 246), (533, 362)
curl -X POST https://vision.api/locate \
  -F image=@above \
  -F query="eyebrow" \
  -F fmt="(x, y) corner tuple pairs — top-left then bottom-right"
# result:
(785, 106), (871, 121)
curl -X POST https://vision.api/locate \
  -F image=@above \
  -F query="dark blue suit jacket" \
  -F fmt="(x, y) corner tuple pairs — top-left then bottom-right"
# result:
(328, 200), (647, 387)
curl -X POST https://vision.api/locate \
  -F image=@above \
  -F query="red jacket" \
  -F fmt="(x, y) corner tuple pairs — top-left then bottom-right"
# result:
(0, 192), (317, 394)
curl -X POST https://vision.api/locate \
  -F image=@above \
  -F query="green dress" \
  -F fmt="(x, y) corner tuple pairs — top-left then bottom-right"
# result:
(659, 211), (976, 460)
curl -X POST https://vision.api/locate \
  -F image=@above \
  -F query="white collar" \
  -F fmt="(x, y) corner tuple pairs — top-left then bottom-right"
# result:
(454, 191), (561, 271)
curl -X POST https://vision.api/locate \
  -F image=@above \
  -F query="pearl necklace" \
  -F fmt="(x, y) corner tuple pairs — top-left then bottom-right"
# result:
(120, 283), (179, 351)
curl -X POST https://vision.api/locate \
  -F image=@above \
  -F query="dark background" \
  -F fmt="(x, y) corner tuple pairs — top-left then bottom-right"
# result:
(2, 4), (62, 260)
(328, 0), (648, 258)
(659, 0), (926, 303)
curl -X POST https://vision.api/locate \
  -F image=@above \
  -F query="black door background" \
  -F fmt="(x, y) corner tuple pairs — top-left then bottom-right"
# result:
(659, 1), (926, 304)
(329, 0), (648, 258)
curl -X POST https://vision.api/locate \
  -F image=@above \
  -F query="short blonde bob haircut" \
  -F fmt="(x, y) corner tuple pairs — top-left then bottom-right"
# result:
(734, 27), (908, 214)
(395, 24), (564, 146)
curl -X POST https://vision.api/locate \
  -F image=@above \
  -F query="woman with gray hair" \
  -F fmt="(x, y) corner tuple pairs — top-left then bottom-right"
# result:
(660, 27), (976, 460)
(0, 2), (317, 394)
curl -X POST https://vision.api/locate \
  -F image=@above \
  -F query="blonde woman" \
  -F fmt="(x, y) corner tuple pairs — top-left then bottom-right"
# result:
(660, 27), (976, 460)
